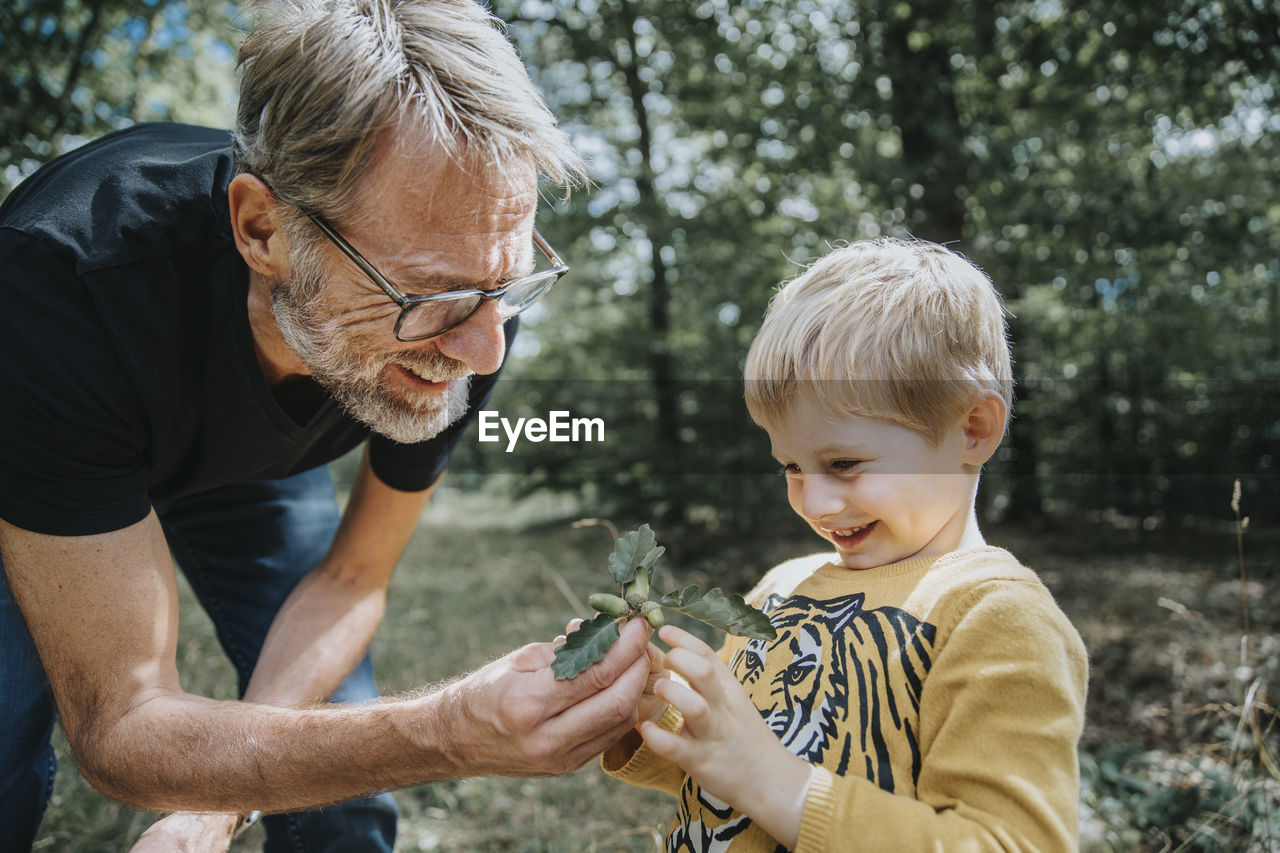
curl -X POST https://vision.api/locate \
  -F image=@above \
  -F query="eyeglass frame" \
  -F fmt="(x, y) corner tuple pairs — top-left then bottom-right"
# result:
(304, 212), (569, 342)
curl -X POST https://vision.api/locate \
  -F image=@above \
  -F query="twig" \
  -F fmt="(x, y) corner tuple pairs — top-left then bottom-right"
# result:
(573, 517), (621, 544)
(531, 553), (587, 617)
(588, 824), (664, 853)
(1231, 479), (1251, 675)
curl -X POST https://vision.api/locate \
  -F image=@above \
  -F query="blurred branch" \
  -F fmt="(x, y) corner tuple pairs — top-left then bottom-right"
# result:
(50, 0), (105, 139)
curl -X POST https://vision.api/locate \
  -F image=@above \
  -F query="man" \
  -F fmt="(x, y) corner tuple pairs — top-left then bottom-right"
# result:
(0, 1), (651, 850)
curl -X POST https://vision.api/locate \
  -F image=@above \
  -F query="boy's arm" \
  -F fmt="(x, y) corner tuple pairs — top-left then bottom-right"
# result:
(793, 582), (1088, 852)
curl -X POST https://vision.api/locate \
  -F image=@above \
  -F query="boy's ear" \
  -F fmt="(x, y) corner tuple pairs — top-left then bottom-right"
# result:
(227, 173), (290, 278)
(960, 395), (1007, 466)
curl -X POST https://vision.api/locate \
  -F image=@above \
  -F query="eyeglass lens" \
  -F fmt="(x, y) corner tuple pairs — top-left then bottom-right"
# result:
(395, 271), (561, 341)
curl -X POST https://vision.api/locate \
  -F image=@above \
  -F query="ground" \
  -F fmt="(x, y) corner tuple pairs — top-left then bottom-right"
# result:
(32, 486), (1279, 851)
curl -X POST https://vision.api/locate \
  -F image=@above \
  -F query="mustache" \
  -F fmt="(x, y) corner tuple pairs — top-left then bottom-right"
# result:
(391, 349), (473, 382)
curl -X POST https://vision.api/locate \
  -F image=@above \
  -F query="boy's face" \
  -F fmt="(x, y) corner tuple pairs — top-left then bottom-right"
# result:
(766, 395), (983, 570)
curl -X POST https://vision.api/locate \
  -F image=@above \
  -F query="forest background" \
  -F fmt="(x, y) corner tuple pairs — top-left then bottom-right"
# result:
(2, 0), (1277, 850)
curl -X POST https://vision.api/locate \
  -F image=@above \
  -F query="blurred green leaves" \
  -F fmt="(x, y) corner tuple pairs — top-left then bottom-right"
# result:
(2, 0), (1276, 527)
(487, 0), (1279, 527)
(0, 0), (241, 195)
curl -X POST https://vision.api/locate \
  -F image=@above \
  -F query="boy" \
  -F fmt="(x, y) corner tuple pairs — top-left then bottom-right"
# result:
(603, 237), (1089, 851)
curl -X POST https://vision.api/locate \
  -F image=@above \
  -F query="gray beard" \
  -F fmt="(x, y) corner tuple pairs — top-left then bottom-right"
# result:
(270, 275), (472, 445)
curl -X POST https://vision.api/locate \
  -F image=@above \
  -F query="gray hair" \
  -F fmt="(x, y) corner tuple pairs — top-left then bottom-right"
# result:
(232, 0), (583, 221)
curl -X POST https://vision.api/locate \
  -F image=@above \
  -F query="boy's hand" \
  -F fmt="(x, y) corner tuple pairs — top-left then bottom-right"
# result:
(640, 625), (813, 849)
(639, 642), (669, 724)
(129, 811), (238, 852)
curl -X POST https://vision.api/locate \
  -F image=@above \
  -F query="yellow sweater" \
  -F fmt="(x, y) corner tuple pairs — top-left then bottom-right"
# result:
(604, 546), (1089, 852)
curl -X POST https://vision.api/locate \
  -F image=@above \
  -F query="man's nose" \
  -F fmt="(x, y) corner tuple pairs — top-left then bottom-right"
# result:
(430, 298), (507, 375)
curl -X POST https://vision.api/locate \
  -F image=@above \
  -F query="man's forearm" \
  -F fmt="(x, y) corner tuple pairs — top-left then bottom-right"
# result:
(81, 621), (654, 815)
(243, 562), (389, 706)
(103, 570), (424, 814)
(135, 569), (393, 828)
(83, 685), (459, 813)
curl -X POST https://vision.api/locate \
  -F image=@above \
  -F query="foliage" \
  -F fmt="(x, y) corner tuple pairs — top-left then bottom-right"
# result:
(0, 0), (242, 197)
(608, 522), (666, 586)
(552, 612), (622, 679)
(1081, 742), (1278, 852)
(467, 0), (1280, 529)
(659, 584), (776, 639)
(4, 1), (1275, 528)
(553, 523), (774, 678)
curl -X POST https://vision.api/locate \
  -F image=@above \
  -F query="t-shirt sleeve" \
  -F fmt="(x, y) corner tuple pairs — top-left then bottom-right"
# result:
(365, 318), (517, 492)
(0, 228), (153, 534)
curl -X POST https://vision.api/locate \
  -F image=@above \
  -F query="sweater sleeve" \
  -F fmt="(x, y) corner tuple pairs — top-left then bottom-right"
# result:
(795, 580), (1088, 853)
(601, 704), (687, 796)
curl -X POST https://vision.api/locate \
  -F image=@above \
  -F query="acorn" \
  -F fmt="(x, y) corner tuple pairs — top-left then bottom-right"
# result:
(640, 600), (666, 628)
(588, 592), (630, 618)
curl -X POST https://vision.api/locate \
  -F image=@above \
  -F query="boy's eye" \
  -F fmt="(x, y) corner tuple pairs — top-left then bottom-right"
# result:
(777, 463), (802, 476)
(830, 459), (863, 474)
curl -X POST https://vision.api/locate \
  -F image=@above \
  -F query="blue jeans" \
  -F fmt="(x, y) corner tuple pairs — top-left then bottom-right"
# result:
(0, 467), (397, 852)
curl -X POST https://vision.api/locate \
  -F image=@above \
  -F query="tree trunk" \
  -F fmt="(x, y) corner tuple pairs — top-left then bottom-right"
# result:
(880, 0), (967, 243)
(617, 0), (682, 520)
(50, 0), (107, 139)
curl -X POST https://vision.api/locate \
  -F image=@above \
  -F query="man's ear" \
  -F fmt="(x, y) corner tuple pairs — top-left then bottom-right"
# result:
(960, 395), (1007, 467)
(227, 173), (290, 278)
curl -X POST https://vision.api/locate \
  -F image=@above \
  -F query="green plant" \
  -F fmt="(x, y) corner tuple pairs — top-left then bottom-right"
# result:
(552, 524), (776, 679)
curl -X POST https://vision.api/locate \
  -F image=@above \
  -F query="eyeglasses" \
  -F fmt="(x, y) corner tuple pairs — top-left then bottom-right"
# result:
(306, 213), (569, 342)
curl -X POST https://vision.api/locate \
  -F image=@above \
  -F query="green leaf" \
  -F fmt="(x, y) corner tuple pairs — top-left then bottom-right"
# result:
(660, 585), (777, 641)
(552, 613), (622, 680)
(608, 524), (665, 586)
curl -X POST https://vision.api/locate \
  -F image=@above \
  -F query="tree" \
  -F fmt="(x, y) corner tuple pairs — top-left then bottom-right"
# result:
(1, 0), (241, 198)
(488, 0), (1279, 528)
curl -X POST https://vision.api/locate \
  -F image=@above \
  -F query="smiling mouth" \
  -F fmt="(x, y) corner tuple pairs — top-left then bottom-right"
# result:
(392, 363), (456, 392)
(825, 522), (877, 546)
(827, 522), (873, 536)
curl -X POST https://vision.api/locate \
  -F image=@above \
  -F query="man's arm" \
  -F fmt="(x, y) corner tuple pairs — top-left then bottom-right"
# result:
(242, 448), (431, 707)
(133, 448), (435, 846)
(0, 466), (651, 815)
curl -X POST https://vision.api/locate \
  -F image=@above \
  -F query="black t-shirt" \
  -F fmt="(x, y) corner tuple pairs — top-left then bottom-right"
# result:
(0, 122), (507, 536)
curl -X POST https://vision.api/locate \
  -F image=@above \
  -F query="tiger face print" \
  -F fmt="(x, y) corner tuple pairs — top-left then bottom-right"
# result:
(667, 592), (937, 852)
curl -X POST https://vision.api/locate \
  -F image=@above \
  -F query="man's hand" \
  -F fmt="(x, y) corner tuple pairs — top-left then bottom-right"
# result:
(561, 617), (669, 725)
(129, 812), (242, 853)
(638, 625), (813, 849)
(438, 617), (653, 776)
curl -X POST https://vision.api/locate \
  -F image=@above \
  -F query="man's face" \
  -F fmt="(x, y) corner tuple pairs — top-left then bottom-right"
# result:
(271, 139), (539, 444)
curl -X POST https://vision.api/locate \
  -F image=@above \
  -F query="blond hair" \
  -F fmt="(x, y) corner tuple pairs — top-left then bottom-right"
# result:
(744, 237), (1013, 443)
(232, 0), (583, 221)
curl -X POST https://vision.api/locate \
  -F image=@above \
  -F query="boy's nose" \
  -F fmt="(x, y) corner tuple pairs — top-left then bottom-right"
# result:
(799, 474), (847, 521)
(429, 298), (507, 375)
